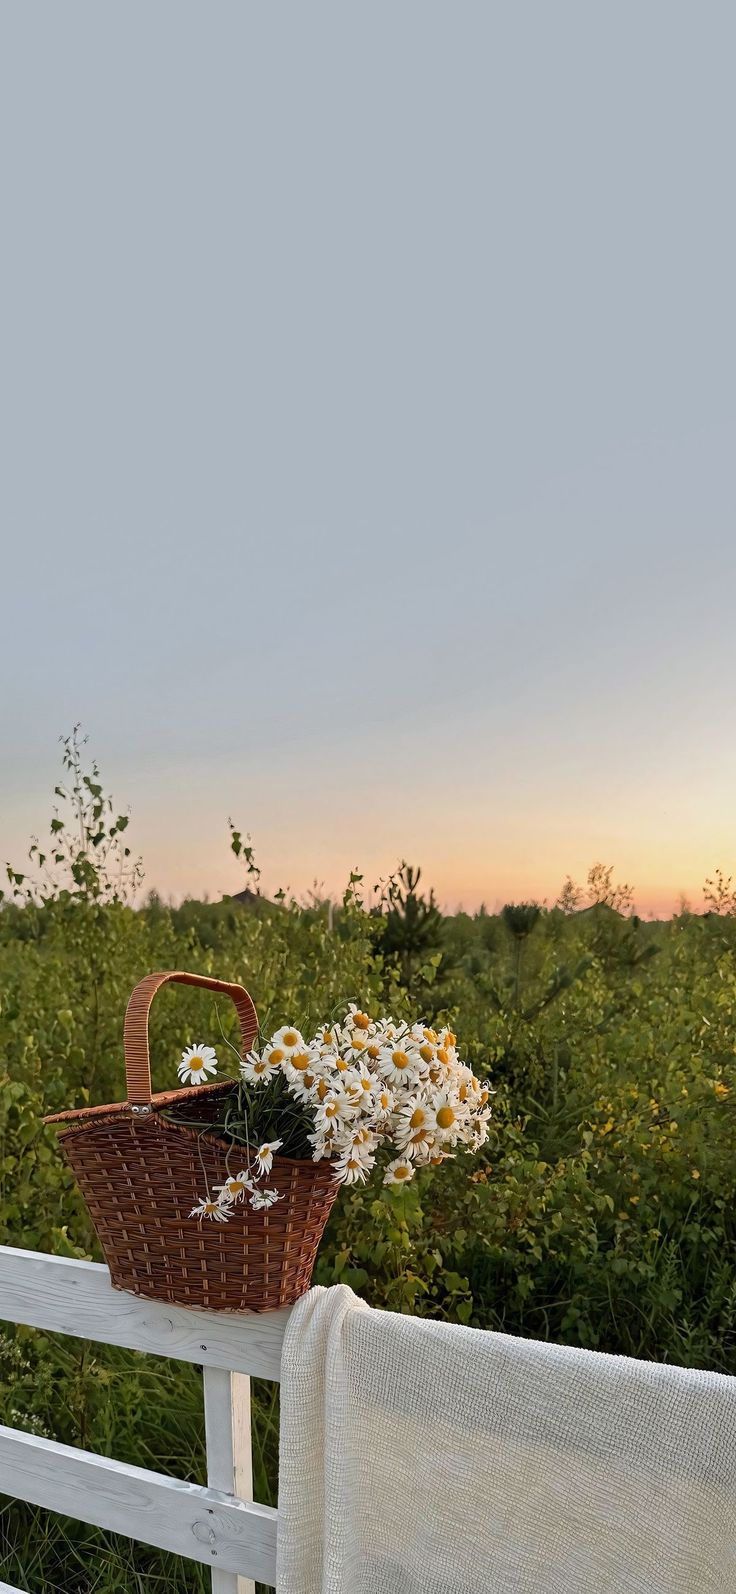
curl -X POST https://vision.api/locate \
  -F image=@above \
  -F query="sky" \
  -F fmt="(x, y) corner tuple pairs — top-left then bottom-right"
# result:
(1, 2), (735, 918)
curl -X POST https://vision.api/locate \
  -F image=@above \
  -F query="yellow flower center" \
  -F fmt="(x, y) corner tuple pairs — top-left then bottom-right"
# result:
(282, 1030), (299, 1048)
(419, 1043), (434, 1063)
(350, 1034), (366, 1050)
(410, 1107), (425, 1129)
(325, 1101), (339, 1118)
(436, 1105), (456, 1130)
(366, 1043), (380, 1059)
(444, 1031), (456, 1048)
(393, 1164), (410, 1180)
(353, 1012), (371, 1030)
(304, 1072), (315, 1089)
(392, 1050), (410, 1070)
(190, 1057), (204, 1071)
(269, 1048), (285, 1066)
(291, 1051), (311, 1071)
(437, 1048), (450, 1067)
(228, 1180), (244, 1194)
(317, 1079), (329, 1100)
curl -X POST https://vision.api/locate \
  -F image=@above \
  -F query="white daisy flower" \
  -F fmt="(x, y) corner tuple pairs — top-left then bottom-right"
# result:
(271, 1026), (304, 1058)
(240, 1047), (281, 1085)
(383, 1156), (415, 1186)
(352, 1065), (376, 1102)
(178, 1044), (218, 1085)
(250, 1187), (282, 1210)
(434, 1034), (458, 1073)
(396, 1097), (434, 1138)
(315, 1023), (341, 1052)
(343, 1029), (370, 1057)
(286, 1064), (319, 1103)
(414, 1046), (437, 1075)
(190, 1196), (230, 1222)
(406, 1021), (433, 1041)
(283, 1046), (320, 1091)
(408, 1133), (441, 1165)
(380, 1020), (409, 1045)
(254, 1139), (283, 1177)
(308, 1126), (336, 1162)
(213, 1171), (253, 1204)
(372, 1083), (395, 1120)
(349, 1123), (378, 1150)
(453, 1065), (478, 1105)
(345, 1005), (374, 1033)
(339, 1068), (371, 1112)
(333, 1146), (374, 1185)
(314, 1089), (358, 1132)
(395, 1099), (436, 1157)
(428, 1090), (466, 1141)
(378, 1044), (422, 1087)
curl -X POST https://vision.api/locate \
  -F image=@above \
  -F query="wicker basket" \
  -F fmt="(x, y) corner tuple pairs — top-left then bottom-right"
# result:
(45, 970), (338, 1313)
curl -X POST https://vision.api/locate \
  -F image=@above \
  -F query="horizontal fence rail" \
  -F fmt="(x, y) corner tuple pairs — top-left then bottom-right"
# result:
(0, 1245), (291, 1380)
(0, 1426), (278, 1585)
(0, 1245), (291, 1591)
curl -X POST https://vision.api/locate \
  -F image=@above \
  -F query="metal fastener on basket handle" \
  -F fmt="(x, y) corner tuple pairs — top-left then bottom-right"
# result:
(123, 971), (259, 1108)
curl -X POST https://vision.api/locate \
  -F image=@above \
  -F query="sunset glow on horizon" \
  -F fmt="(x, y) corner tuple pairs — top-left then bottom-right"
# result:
(6, 752), (729, 923)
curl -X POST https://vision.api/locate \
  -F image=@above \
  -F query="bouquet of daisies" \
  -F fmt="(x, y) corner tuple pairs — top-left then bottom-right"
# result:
(174, 1007), (493, 1222)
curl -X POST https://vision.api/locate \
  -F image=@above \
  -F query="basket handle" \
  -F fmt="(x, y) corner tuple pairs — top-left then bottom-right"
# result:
(123, 970), (259, 1108)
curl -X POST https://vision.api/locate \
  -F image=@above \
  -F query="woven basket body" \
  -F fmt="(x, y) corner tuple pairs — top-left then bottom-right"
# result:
(46, 971), (338, 1312)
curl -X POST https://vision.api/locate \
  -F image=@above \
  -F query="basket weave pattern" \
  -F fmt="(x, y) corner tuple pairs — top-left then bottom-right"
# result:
(46, 971), (338, 1312)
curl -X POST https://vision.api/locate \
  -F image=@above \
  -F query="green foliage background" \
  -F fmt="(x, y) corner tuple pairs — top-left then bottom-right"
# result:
(1, 750), (735, 1588)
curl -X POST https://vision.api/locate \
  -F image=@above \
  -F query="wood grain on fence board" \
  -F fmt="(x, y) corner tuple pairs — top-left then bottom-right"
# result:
(0, 1425), (278, 1586)
(0, 1246), (290, 1379)
(205, 1366), (256, 1594)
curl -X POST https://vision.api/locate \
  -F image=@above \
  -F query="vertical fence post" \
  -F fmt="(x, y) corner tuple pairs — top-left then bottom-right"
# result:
(203, 1366), (256, 1594)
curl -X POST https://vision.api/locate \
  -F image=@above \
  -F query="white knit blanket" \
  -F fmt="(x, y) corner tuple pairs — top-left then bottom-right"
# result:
(276, 1284), (736, 1594)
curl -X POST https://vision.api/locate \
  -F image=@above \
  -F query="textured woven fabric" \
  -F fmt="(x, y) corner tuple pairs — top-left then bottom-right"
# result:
(277, 1284), (736, 1594)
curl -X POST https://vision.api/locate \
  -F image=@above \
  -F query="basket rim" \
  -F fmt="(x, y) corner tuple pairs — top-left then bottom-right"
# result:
(43, 1079), (333, 1175)
(44, 1076), (236, 1126)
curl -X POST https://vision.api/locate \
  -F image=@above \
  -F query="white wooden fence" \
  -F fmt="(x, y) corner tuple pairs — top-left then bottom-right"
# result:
(0, 1245), (293, 1592)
